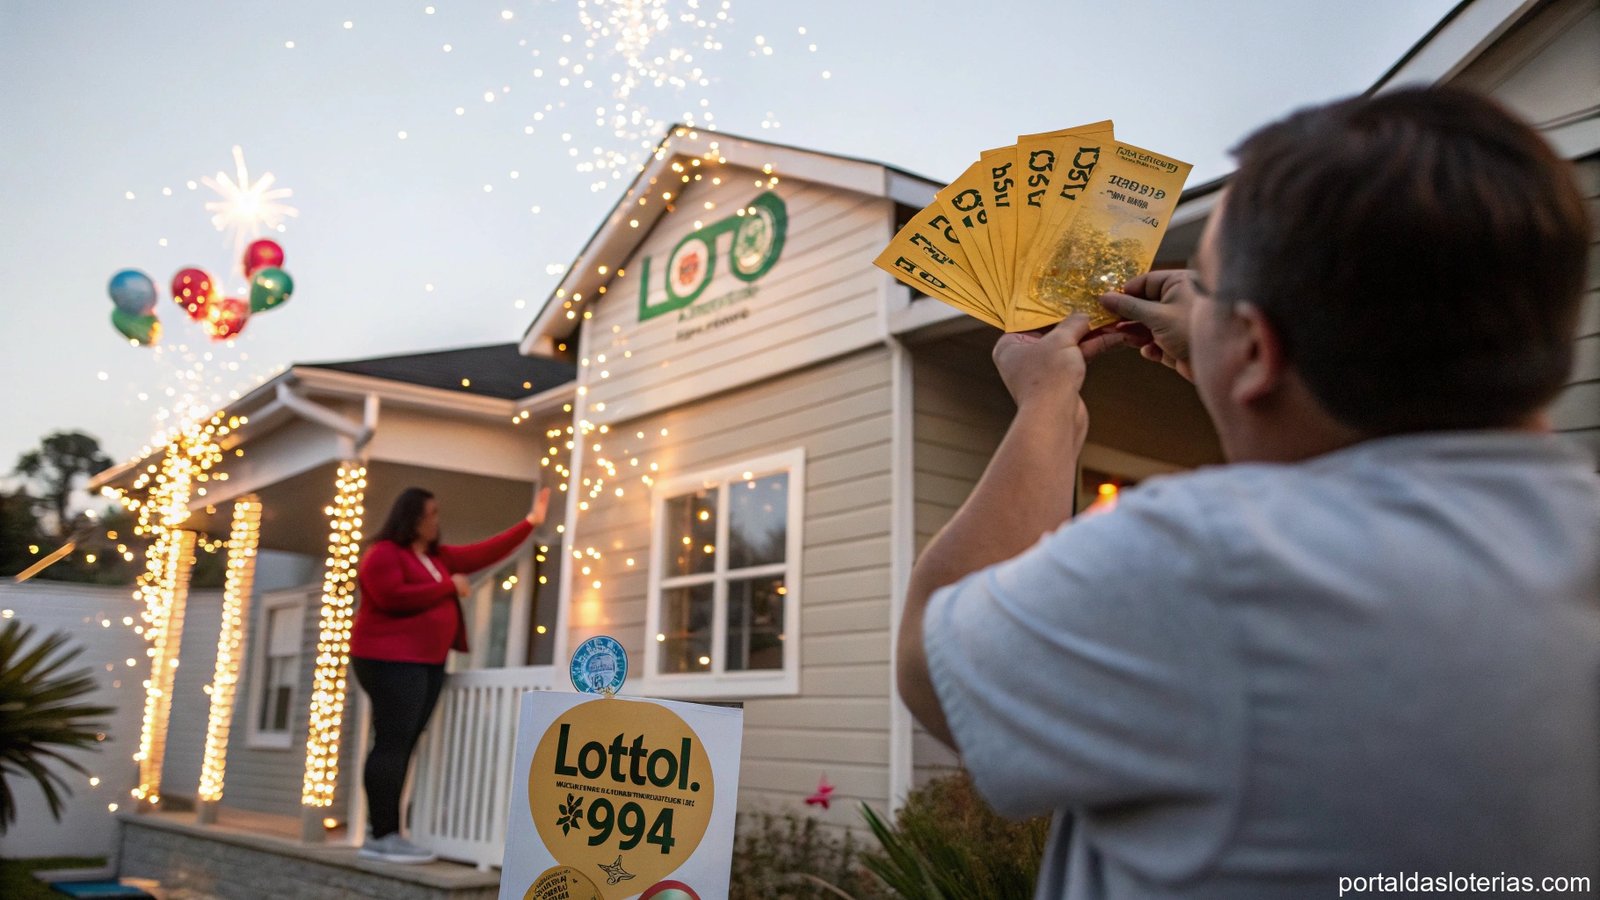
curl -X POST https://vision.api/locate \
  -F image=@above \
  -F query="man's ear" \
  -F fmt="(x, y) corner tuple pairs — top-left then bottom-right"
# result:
(1229, 302), (1286, 406)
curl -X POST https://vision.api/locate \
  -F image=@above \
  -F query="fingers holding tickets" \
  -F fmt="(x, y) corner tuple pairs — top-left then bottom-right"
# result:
(1098, 269), (1199, 381)
(993, 314), (1128, 407)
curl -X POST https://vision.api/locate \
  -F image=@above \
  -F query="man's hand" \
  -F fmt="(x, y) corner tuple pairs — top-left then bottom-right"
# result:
(451, 573), (471, 598)
(994, 314), (1130, 444)
(1099, 270), (1197, 382)
(993, 314), (1130, 404)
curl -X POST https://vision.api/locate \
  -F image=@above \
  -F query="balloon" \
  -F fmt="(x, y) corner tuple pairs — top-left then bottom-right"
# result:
(243, 239), (285, 278)
(108, 269), (158, 315)
(111, 309), (160, 346)
(171, 267), (217, 320)
(248, 266), (294, 313)
(207, 297), (250, 340)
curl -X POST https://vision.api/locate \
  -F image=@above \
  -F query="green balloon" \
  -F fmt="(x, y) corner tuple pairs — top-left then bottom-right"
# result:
(111, 308), (160, 346)
(249, 266), (294, 312)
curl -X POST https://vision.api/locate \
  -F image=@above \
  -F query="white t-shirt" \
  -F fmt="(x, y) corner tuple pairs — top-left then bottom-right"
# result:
(925, 431), (1600, 898)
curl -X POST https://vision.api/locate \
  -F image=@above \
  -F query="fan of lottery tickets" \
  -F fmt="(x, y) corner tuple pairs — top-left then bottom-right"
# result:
(875, 121), (1192, 332)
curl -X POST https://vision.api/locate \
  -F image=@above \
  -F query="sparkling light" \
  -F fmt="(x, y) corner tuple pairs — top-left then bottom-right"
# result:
(202, 146), (299, 270)
(124, 420), (221, 807)
(301, 463), (367, 808)
(198, 496), (262, 803)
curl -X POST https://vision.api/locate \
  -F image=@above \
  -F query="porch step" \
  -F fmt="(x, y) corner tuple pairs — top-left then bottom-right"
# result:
(119, 813), (501, 900)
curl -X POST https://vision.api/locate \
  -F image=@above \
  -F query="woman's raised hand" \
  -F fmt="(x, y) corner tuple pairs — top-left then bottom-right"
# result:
(526, 486), (552, 528)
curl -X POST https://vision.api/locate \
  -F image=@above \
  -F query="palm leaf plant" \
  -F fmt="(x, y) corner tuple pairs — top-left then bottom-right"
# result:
(0, 619), (115, 831)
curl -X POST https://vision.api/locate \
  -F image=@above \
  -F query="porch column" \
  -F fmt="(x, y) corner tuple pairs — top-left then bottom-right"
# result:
(195, 495), (263, 824)
(132, 527), (197, 810)
(300, 462), (367, 842)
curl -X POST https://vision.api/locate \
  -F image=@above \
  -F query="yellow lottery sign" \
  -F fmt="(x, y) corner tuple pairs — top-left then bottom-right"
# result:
(522, 697), (721, 898)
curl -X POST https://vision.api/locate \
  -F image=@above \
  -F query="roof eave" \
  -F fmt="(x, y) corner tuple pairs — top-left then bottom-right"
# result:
(518, 125), (942, 355)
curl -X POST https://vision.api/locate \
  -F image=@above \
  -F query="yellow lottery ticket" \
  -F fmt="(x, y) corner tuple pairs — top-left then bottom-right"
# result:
(1021, 140), (1192, 328)
(935, 160), (1005, 304)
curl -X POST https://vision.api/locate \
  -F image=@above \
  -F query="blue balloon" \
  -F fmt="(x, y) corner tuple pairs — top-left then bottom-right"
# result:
(108, 269), (158, 315)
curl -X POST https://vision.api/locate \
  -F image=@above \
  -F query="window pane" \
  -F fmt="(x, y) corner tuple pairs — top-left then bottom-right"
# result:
(271, 686), (291, 732)
(485, 563), (517, 669)
(663, 489), (718, 577)
(726, 576), (786, 671)
(658, 583), (714, 674)
(729, 473), (787, 569)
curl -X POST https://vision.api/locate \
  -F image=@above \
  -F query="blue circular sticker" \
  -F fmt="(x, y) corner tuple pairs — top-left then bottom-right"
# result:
(569, 635), (628, 695)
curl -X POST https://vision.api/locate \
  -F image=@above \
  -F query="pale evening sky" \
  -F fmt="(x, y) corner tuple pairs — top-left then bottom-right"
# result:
(0, 0), (1459, 476)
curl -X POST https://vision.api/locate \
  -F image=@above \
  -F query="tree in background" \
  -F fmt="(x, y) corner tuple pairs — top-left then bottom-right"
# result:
(14, 431), (111, 542)
(3, 430), (228, 587)
(0, 490), (45, 578)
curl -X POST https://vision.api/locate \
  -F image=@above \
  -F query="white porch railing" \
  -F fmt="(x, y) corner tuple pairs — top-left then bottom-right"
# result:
(410, 666), (561, 869)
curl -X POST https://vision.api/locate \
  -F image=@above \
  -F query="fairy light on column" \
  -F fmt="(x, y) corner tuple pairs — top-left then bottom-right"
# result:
(126, 419), (220, 807)
(301, 463), (367, 808)
(197, 495), (262, 805)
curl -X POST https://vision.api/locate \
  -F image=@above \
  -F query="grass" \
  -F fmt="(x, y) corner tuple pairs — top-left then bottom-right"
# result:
(0, 856), (108, 899)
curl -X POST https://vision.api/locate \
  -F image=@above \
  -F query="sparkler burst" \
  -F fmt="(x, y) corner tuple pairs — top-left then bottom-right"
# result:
(202, 146), (298, 268)
(507, 0), (818, 193)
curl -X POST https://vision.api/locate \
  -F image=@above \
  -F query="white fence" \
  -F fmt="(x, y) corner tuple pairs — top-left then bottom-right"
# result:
(0, 582), (154, 861)
(409, 665), (560, 869)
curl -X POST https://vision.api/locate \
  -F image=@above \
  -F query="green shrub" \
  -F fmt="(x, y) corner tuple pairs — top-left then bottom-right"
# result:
(730, 811), (884, 900)
(729, 772), (1048, 900)
(857, 771), (1049, 900)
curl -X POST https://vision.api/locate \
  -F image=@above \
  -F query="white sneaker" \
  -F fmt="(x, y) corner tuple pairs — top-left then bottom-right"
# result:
(358, 832), (437, 864)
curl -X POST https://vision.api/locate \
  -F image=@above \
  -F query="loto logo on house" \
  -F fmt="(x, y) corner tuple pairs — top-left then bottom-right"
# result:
(638, 190), (787, 321)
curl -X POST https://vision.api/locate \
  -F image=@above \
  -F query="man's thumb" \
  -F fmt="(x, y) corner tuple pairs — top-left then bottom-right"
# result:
(1098, 291), (1162, 323)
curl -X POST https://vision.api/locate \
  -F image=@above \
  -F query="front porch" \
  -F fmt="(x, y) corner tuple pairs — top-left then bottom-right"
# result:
(87, 343), (577, 888)
(119, 809), (500, 900)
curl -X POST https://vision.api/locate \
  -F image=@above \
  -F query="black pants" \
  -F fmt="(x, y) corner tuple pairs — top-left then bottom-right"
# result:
(351, 656), (445, 838)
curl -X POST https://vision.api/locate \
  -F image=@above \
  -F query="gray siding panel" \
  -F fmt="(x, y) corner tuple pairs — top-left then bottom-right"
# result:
(565, 346), (897, 825)
(909, 349), (1013, 788)
(221, 585), (354, 820)
(1552, 155), (1600, 470)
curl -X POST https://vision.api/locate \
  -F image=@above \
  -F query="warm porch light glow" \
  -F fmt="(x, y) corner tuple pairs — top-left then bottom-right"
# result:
(302, 463), (367, 808)
(198, 495), (262, 803)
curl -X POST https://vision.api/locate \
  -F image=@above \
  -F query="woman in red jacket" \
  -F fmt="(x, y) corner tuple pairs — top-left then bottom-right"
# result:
(351, 485), (550, 864)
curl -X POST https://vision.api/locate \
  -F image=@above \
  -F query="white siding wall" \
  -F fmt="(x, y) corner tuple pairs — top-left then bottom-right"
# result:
(563, 347), (897, 825)
(1551, 155), (1600, 468)
(580, 168), (890, 425)
(220, 584), (356, 818)
(1453, 0), (1599, 465)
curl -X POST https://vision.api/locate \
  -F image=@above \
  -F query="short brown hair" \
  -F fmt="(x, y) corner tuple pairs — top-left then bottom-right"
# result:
(1217, 87), (1590, 434)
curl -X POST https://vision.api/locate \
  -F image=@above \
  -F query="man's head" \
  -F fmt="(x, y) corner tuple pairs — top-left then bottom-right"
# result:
(1189, 87), (1589, 456)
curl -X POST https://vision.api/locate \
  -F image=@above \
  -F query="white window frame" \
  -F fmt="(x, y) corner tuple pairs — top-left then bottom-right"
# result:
(245, 588), (306, 749)
(643, 448), (804, 699)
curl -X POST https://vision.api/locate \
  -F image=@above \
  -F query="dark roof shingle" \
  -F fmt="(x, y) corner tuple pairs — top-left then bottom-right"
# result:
(302, 342), (573, 400)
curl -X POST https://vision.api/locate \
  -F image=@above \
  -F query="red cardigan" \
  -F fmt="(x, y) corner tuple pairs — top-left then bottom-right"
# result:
(350, 519), (534, 664)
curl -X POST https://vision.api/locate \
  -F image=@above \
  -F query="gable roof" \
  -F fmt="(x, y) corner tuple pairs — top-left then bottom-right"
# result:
(303, 342), (574, 400)
(518, 124), (943, 354)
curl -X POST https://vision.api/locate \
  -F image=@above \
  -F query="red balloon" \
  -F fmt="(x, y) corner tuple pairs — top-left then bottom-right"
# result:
(243, 239), (285, 278)
(207, 297), (251, 341)
(171, 267), (217, 320)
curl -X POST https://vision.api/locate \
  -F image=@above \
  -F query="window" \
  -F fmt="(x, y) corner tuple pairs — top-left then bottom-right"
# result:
(248, 590), (305, 749)
(645, 449), (804, 697)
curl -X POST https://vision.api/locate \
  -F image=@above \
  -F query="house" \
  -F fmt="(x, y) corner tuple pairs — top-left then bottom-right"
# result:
(84, 0), (1597, 893)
